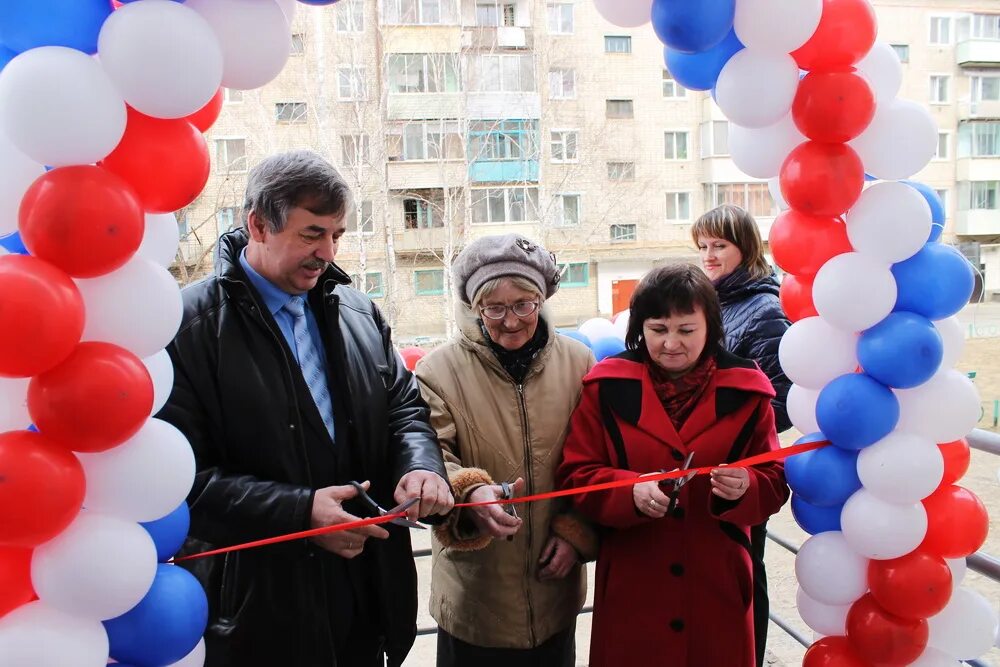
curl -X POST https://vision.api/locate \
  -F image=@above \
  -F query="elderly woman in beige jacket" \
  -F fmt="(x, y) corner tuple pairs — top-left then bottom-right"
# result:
(414, 233), (596, 667)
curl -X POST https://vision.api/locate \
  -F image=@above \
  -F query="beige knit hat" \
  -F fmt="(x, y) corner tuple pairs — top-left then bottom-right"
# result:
(452, 234), (561, 306)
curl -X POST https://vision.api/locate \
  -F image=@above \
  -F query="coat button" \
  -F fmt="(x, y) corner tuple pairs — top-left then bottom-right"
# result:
(670, 619), (684, 632)
(289, 424), (296, 431)
(670, 563), (684, 577)
(672, 506), (686, 519)
(671, 450), (684, 461)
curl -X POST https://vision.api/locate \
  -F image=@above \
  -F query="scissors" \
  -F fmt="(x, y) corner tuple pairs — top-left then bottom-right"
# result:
(499, 481), (518, 542)
(658, 452), (696, 514)
(348, 481), (426, 530)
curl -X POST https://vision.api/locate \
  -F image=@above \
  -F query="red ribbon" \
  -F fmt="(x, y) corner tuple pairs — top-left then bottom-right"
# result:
(174, 439), (827, 562)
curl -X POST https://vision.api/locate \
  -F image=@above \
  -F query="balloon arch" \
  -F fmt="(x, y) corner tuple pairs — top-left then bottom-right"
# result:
(0, 0), (993, 665)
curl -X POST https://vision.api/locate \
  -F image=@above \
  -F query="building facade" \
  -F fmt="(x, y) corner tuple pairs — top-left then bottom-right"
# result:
(178, 0), (1000, 342)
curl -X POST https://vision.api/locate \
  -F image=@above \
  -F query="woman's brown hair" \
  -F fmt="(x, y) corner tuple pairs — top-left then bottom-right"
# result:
(690, 204), (772, 281)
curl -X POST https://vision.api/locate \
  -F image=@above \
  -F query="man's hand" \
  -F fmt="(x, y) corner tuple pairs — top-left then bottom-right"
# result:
(538, 535), (578, 581)
(395, 470), (454, 522)
(310, 481), (389, 558)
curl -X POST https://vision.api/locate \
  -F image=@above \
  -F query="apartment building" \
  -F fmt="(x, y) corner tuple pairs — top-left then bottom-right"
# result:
(178, 0), (1000, 341)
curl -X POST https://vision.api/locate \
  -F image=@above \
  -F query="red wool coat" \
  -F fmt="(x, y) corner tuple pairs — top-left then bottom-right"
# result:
(556, 350), (789, 667)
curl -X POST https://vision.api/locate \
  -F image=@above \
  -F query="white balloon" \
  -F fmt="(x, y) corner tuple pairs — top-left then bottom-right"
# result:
(946, 558), (967, 586)
(0, 131), (45, 236)
(716, 50), (800, 129)
(579, 317), (617, 342)
(612, 310), (629, 341)
(138, 213), (181, 269)
(778, 317), (858, 389)
(813, 253), (897, 332)
(768, 177), (789, 211)
(895, 370), (981, 443)
(0, 375), (30, 431)
(796, 587), (849, 636)
(168, 638), (207, 667)
(857, 41), (903, 105)
(32, 511), (157, 620)
(729, 114), (805, 179)
(0, 47), (126, 167)
(846, 181), (932, 264)
(77, 257), (183, 359)
(143, 350), (175, 415)
(98, 0), (223, 119)
(850, 99), (938, 181)
(934, 317), (964, 369)
(0, 601), (109, 667)
(593, 0), (653, 28)
(911, 646), (962, 667)
(185, 0), (292, 90)
(734, 0), (822, 53)
(77, 418), (195, 523)
(787, 383), (820, 434)
(795, 532), (869, 606)
(857, 431), (944, 504)
(841, 488), (927, 560)
(928, 587), (999, 659)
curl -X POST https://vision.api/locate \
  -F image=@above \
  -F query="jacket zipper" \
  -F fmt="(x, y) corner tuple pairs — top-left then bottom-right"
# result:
(515, 382), (537, 647)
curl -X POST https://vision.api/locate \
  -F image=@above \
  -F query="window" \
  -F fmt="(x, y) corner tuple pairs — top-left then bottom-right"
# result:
(610, 224), (637, 242)
(353, 272), (384, 298)
(663, 71), (686, 98)
(959, 181), (999, 210)
(971, 13), (1000, 40)
(403, 198), (437, 228)
(468, 120), (539, 161)
(414, 269), (445, 296)
(550, 130), (578, 162)
(178, 214), (189, 239)
(387, 53), (461, 93)
(471, 187), (539, 223)
(959, 121), (1000, 157)
(930, 16), (952, 45)
(606, 99), (634, 119)
(935, 132), (950, 160)
(665, 192), (691, 221)
(216, 207), (237, 236)
(890, 44), (909, 63)
(346, 201), (374, 234)
(604, 36), (631, 53)
(935, 189), (949, 215)
(700, 121), (728, 157)
(468, 54), (535, 92)
(558, 262), (589, 287)
(930, 75), (950, 104)
(608, 161), (635, 181)
(290, 33), (306, 55)
(388, 120), (462, 161)
(971, 75), (1000, 102)
(341, 134), (370, 167)
(216, 138), (247, 172)
(335, 0), (364, 32)
(547, 3), (573, 34)
(382, 0), (456, 25)
(476, 2), (515, 26)
(223, 88), (243, 103)
(549, 67), (575, 99)
(664, 131), (689, 160)
(275, 102), (307, 124)
(554, 194), (580, 226)
(705, 183), (777, 218)
(337, 66), (368, 101)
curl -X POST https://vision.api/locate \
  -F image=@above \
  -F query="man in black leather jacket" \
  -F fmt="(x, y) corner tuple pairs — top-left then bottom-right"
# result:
(159, 151), (453, 667)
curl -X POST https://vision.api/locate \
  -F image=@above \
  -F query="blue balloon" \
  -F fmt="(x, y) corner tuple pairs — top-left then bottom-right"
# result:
(0, 0), (112, 55)
(0, 232), (28, 255)
(892, 243), (975, 320)
(791, 495), (843, 535)
(785, 434), (861, 507)
(664, 29), (743, 91)
(140, 502), (190, 562)
(901, 180), (945, 242)
(817, 374), (899, 451)
(558, 329), (592, 349)
(0, 45), (16, 72)
(104, 565), (208, 667)
(858, 312), (943, 389)
(591, 337), (626, 361)
(651, 0), (735, 54)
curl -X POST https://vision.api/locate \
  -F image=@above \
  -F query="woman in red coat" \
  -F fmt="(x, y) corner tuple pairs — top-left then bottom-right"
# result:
(556, 263), (789, 666)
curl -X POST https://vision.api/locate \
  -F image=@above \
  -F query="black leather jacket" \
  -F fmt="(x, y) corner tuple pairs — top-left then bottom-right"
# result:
(160, 229), (447, 666)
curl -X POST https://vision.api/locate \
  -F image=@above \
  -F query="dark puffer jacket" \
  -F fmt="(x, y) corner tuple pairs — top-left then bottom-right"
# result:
(715, 267), (792, 433)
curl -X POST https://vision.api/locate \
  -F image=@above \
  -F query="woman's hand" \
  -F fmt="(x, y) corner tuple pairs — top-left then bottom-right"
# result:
(538, 535), (578, 581)
(633, 473), (672, 519)
(710, 464), (750, 501)
(467, 477), (525, 538)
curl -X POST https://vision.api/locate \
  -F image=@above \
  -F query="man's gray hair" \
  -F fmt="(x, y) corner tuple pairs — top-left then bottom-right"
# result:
(242, 150), (351, 233)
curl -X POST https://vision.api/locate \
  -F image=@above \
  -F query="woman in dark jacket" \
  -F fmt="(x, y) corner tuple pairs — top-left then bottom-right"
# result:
(691, 204), (791, 667)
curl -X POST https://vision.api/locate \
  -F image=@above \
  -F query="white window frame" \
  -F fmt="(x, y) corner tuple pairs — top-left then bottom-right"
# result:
(607, 161), (635, 181)
(935, 189), (949, 217)
(471, 187), (539, 224)
(929, 15), (953, 45)
(664, 130), (690, 161)
(387, 53), (461, 94)
(971, 74), (1000, 103)
(553, 193), (581, 227)
(290, 33), (306, 55)
(346, 200), (375, 235)
(382, 0), (456, 25)
(337, 66), (368, 101)
(341, 134), (370, 168)
(469, 53), (535, 92)
(665, 191), (691, 222)
(930, 74), (951, 104)
(971, 13), (1000, 41)
(335, 0), (364, 32)
(216, 206), (237, 236)
(604, 35), (632, 54)
(890, 43), (909, 63)
(606, 99), (634, 119)
(934, 131), (951, 160)
(662, 71), (686, 99)
(215, 137), (248, 173)
(274, 101), (308, 124)
(352, 272), (385, 297)
(396, 120), (462, 161)
(610, 223), (638, 242)
(223, 88), (243, 104)
(547, 3), (574, 35)
(548, 67), (576, 99)
(550, 129), (579, 163)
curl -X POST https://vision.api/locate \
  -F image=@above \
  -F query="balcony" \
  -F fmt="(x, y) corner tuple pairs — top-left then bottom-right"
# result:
(461, 26), (532, 50)
(700, 156), (760, 184)
(954, 209), (1000, 235)
(467, 92), (540, 120)
(957, 157), (1000, 182)
(959, 100), (1000, 120)
(957, 39), (1000, 67)
(392, 227), (450, 254)
(387, 93), (463, 121)
(383, 25), (461, 54)
(387, 160), (466, 190)
(468, 159), (538, 183)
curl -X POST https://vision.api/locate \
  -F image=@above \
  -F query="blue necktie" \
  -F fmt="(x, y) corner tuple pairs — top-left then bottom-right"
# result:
(283, 296), (335, 441)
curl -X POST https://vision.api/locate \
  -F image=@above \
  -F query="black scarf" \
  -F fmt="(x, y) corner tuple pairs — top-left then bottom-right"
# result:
(480, 318), (549, 385)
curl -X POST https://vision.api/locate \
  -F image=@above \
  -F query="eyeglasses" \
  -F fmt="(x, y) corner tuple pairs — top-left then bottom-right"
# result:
(479, 301), (539, 321)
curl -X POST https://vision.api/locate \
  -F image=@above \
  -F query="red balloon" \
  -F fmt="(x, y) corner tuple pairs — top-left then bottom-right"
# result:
(780, 274), (819, 322)
(400, 346), (427, 372)
(803, 636), (868, 667)
(792, 0), (877, 72)
(921, 484), (988, 559)
(780, 141), (864, 217)
(0, 430), (85, 548)
(101, 107), (210, 214)
(769, 210), (853, 277)
(847, 594), (928, 666)
(868, 550), (953, 620)
(28, 342), (153, 453)
(0, 255), (84, 378)
(185, 88), (223, 133)
(18, 166), (144, 278)
(793, 70), (876, 144)
(938, 439), (971, 486)
(0, 546), (34, 618)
